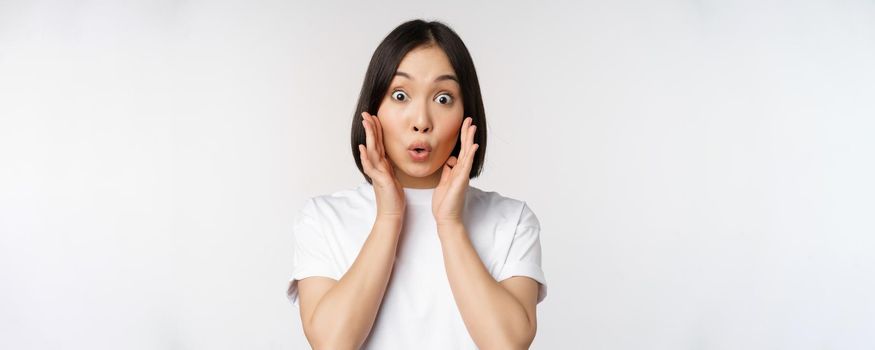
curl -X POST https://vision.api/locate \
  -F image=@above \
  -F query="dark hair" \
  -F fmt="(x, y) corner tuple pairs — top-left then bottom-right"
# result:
(350, 19), (487, 184)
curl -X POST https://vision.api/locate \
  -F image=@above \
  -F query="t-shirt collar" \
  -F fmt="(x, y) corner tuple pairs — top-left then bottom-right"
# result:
(358, 182), (434, 206)
(402, 186), (434, 205)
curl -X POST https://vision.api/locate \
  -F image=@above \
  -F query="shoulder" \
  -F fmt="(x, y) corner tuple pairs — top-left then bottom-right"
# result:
(467, 186), (539, 228)
(296, 182), (376, 223)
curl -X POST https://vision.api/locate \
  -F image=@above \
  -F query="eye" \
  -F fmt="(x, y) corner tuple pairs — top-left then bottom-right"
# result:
(391, 90), (408, 102)
(434, 93), (454, 105)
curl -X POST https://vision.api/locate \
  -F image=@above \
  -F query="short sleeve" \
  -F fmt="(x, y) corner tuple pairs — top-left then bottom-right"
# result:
(496, 202), (548, 304)
(286, 198), (343, 308)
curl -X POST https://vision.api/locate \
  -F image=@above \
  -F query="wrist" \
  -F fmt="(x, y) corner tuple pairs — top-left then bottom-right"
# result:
(376, 213), (405, 223)
(435, 218), (464, 230)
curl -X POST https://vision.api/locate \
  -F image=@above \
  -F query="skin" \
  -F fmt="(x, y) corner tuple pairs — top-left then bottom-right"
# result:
(374, 44), (465, 191)
(297, 44), (540, 349)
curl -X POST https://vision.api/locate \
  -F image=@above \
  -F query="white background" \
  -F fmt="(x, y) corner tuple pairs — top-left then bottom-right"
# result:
(1, 0), (874, 349)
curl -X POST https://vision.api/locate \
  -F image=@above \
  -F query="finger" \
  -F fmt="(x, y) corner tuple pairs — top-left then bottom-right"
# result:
(386, 152), (397, 171)
(458, 117), (471, 160)
(466, 124), (477, 162)
(456, 143), (476, 182)
(362, 113), (378, 160)
(439, 161), (452, 186)
(359, 144), (373, 174)
(460, 117), (469, 145)
(465, 118), (477, 160)
(373, 113), (385, 157)
(468, 123), (476, 147)
(467, 144), (479, 166)
(458, 137), (477, 175)
(367, 112), (385, 159)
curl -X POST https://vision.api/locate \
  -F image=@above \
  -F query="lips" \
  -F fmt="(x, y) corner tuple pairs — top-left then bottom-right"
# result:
(407, 141), (432, 162)
(407, 141), (432, 153)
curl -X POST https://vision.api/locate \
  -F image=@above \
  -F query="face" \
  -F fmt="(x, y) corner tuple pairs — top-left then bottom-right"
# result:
(376, 44), (464, 189)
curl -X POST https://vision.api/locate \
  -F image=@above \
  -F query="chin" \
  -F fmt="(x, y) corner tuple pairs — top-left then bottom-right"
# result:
(399, 162), (438, 178)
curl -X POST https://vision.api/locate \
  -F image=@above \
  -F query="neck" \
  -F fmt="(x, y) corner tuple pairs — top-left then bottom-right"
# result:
(394, 166), (442, 189)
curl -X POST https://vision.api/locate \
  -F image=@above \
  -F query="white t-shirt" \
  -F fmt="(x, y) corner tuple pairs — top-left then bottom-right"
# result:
(286, 182), (547, 349)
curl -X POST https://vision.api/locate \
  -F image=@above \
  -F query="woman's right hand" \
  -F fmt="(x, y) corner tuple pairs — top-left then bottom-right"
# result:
(359, 111), (406, 219)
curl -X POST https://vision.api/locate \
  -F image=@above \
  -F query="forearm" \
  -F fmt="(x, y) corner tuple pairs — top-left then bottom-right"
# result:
(308, 215), (402, 349)
(437, 221), (535, 349)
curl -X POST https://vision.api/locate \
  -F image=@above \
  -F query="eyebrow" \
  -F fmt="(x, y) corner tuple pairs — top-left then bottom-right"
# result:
(394, 71), (459, 83)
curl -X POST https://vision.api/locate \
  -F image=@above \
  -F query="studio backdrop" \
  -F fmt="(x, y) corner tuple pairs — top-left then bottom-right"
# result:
(1, 0), (873, 349)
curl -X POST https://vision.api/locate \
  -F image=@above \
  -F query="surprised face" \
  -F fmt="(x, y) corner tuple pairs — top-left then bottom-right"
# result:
(376, 44), (464, 189)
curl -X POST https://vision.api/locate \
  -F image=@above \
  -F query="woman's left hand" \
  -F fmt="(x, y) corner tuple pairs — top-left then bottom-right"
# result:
(433, 116), (479, 226)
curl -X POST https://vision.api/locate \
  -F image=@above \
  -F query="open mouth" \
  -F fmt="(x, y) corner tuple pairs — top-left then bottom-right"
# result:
(408, 148), (430, 162)
(407, 141), (432, 162)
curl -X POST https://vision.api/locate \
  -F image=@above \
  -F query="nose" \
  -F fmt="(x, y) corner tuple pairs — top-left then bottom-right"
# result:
(411, 102), (432, 133)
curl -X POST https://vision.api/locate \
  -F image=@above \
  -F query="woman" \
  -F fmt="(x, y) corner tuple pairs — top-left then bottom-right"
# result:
(286, 19), (547, 349)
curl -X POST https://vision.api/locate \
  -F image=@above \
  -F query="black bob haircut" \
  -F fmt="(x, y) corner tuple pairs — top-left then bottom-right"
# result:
(350, 19), (487, 185)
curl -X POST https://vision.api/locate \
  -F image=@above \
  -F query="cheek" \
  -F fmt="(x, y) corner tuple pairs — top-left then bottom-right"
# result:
(375, 95), (407, 121)
(375, 103), (402, 142)
(375, 96), (391, 114)
(378, 124), (408, 160)
(438, 124), (462, 154)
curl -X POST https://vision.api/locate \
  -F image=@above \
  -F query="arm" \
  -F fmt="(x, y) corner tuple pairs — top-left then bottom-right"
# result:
(436, 221), (540, 350)
(297, 215), (403, 349)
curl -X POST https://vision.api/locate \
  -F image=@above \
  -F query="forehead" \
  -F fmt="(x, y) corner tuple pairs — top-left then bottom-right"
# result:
(395, 45), (456, 79)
